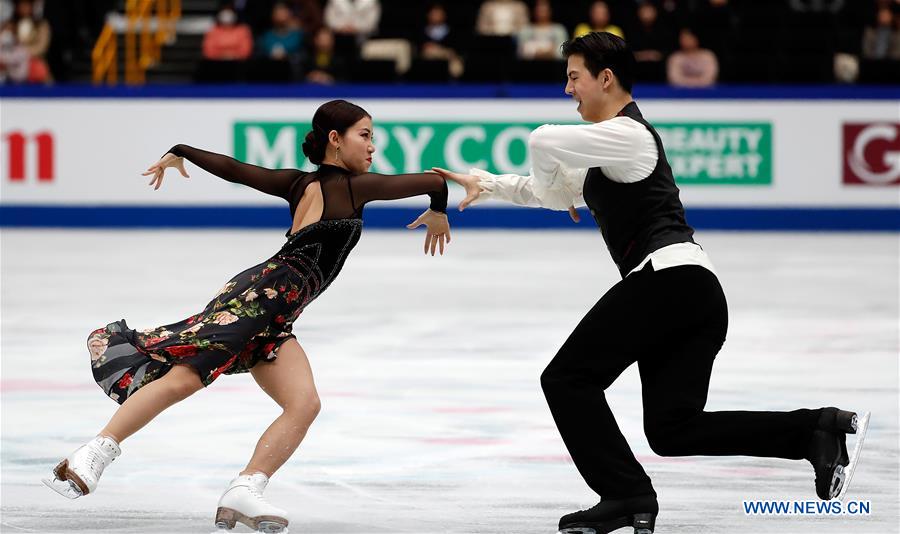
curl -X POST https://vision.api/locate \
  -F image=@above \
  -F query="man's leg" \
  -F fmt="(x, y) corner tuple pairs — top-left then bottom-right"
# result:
(541, 274), (656, 499)
(638, 266), (819, 460)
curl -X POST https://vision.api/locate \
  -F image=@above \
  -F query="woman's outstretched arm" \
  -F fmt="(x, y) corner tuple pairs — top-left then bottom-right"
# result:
(144, 145), (305, 200)
(350, 171), (448, 214)
(350, 172), (451, 255)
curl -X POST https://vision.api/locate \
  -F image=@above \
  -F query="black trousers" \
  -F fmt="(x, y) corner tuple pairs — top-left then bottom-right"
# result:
(540, 264), (820, 499)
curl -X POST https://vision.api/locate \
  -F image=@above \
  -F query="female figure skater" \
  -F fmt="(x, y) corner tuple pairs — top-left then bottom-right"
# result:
(43, 99), (451, 533)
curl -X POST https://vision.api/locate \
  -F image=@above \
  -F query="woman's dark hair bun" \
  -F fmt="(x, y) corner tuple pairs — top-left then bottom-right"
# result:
(302, 99), (371, 166)
(302, 129), (324, 165)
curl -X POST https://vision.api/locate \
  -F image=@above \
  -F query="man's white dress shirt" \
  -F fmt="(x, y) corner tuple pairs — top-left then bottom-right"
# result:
(470, 115), (716, 277)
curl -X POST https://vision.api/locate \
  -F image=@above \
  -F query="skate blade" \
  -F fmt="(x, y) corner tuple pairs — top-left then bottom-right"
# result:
(215, 508), (288, 534)
(210, 529), (289, 534)
(211, 523), (288, 534)
(559, 528), (650, 534)
(211, 528), (287, 534)
(835, 410), (870, 501)
(257, 522), (288, 533)
(41, 476), (83, 499)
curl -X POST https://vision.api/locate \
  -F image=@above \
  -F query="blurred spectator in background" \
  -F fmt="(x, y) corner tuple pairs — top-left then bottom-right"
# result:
(667, 27), (718, 87)
(420, 2), (456, 54)
(418, 2), (462, 78)
(517, 0), (567, 59)
(476, 0), (529, 36)
(13, 0), (40, 19)
(305, 26), (348, 83)
(291, 0), (323, 33)
(0, 20), (31, 82)
(574, 1), (624, 39)
(628, 1), (672, 82)
(257, 2), (303, 60)
(324, 0), (380, 40)
(629, 1), (672, 63)
(10, 0), (49, 82)
(231, 0), (320, 36)
(862, 6), (900, 59)
(695, 0), (737, 79)
(203, 3), (253, 61)
(1, 0), (13, 23)
(656, 0), (687, 32)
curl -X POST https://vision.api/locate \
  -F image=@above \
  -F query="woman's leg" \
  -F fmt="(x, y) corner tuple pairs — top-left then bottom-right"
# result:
(242, 339), (320, 477)
(99, 364), (204, 443)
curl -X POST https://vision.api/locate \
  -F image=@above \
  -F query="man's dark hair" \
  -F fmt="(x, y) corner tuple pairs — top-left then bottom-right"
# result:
(561, 32), (635, 93)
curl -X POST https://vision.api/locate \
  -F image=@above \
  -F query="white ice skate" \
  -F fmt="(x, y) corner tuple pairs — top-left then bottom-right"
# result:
(215, 472), (289, 533)
(42, 435), (121, 499)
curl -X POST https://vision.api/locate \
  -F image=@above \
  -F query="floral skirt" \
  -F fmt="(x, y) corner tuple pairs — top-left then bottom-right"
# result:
(88, 260), (309, 404)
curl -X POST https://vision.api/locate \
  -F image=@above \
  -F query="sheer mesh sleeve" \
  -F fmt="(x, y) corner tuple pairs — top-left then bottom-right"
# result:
(168, 144), (305, 200)
(350, 172), (448, 213)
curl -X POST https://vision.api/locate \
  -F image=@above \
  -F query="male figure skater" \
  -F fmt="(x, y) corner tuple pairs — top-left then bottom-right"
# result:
(433, 32), (868, 534)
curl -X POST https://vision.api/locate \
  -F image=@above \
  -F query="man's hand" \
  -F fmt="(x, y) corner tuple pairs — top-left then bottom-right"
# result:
(430, 167), (483, 211)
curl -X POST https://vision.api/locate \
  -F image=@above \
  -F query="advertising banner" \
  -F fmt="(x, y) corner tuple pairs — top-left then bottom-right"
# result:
(656, 123), (772, 185)
(1, 97), (897, 229)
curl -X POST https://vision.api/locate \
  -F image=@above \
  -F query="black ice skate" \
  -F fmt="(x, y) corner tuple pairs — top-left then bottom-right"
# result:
(558, 494), (658, 534)
(807, 408), (870, 500)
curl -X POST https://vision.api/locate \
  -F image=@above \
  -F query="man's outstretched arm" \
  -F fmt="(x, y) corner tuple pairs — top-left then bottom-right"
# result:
(430, 124), (589, 212)
(468, 165), (586, 211)
(432, 116), (654, 212)
(430, 164), (585, 212)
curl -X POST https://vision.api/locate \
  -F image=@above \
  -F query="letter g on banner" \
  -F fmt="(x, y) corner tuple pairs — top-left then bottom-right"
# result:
(843, 123), (900, 186)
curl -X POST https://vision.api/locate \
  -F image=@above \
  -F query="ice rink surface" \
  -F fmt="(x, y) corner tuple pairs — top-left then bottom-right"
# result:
(2, 229), (898, 534)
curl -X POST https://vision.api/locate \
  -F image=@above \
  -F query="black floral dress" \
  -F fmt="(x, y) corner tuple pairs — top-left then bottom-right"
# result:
(88, 146), (447, 404)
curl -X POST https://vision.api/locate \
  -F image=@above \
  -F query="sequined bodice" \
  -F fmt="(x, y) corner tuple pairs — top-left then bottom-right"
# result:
(274, 218), (363, 305)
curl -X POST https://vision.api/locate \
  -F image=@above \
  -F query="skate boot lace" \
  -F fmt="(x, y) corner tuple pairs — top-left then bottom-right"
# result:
(85, 444), (115, 472)
(248, 484), (267, 502)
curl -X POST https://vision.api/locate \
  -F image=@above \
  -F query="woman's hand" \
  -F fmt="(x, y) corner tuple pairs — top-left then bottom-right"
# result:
(142, 152), (190, 190)
(406, 209), (451, 256)
(430, 167), (483, 211)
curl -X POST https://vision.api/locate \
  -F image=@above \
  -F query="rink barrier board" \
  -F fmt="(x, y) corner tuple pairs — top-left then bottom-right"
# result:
(1, 205), (898, 231)
(3, 85), (897, 229)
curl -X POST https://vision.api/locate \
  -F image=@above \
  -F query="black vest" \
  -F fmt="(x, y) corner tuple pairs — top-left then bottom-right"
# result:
(583, 101), (695, 278)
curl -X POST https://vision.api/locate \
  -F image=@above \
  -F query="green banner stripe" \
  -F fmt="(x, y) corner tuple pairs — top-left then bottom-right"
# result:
(234, 121), (772, 186)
